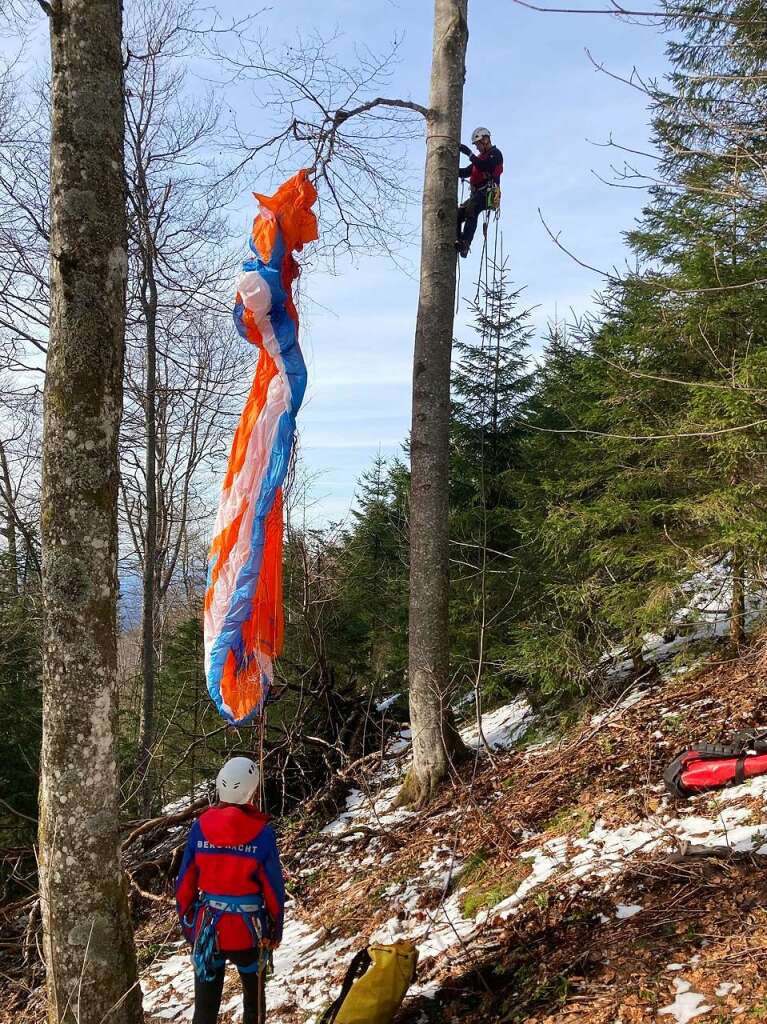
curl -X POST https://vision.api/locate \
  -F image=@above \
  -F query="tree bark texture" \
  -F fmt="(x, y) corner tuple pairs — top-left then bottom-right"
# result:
(39, 2), (143, 1022)
(405, 0), (469, 805)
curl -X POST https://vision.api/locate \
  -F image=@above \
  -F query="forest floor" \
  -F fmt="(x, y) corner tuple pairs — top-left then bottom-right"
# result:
(134, 633), (767, 1024)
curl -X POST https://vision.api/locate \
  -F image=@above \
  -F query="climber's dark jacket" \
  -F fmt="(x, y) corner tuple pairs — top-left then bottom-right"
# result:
(459, 145), (503, 192)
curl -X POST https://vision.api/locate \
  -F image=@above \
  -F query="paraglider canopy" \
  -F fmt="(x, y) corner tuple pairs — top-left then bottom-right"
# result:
(204, 171), (318, 727)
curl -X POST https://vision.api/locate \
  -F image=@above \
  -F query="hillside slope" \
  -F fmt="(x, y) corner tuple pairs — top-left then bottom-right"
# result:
(141, 643), (767, 1023)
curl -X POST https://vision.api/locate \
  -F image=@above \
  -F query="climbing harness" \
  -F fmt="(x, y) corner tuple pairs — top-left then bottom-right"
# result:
(664, 729), (767, 799)
(190, 892), (267, 981)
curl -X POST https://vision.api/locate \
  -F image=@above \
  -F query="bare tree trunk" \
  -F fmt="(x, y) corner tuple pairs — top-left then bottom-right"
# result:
(0, 439), (19, 595)
(730, 547), (746, 646)
(402, 0), (469, 807)
(39, 2), (143, 1021)
(137, 266), (158, 814)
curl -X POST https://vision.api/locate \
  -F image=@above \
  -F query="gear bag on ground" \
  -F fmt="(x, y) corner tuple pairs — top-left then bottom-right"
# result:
(664, 729), (767, 798)
(318, 942), (418, 1024)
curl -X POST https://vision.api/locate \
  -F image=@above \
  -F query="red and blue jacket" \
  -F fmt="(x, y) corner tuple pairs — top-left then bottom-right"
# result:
(175, 804), (285, 952)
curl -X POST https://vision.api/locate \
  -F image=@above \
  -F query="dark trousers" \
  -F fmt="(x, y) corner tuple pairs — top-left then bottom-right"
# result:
(457, 188), (488, 247)
(193, 951), (266, 1024)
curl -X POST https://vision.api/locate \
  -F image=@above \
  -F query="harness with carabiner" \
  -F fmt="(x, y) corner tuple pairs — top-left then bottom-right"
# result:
(188, 892), (268, 981)
(485, 183), (501, 211)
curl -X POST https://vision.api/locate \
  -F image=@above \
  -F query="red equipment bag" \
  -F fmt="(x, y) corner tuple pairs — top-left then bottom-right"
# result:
(664, 731), (767, 799)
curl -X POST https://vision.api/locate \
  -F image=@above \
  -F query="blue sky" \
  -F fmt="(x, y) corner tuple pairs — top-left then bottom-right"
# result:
(4, 0), (671, 528)
(237, 0), (671, 524)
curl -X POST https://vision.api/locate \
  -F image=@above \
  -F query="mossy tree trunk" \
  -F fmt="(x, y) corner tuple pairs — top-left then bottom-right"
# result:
(38, 1), (143, 1021)
(403, 0), (469, 807)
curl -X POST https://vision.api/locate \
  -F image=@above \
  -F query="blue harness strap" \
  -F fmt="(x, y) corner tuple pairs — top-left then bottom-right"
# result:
(191, 893), (267, 981)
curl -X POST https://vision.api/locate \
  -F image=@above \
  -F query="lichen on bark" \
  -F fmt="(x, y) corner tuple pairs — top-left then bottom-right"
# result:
(38, 2), (143, 1022)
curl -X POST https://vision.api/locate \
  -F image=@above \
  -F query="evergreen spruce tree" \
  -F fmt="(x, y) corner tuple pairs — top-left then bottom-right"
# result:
(513, 0), (767, 700)
(508, 321), (625, 696)
(344, 455), (410, 683)
(449, 266), (534, 699)
(622, 0), (767, 643)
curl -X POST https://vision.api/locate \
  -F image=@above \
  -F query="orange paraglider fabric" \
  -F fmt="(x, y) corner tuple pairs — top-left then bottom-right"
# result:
(204, 171), (317, 725)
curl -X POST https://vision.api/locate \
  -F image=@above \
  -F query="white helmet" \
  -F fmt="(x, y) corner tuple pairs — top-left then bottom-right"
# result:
(216, 756), (260, 805)
(471, 126), (491, 144)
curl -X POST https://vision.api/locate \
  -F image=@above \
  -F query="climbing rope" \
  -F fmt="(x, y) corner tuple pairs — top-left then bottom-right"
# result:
(258, 709), (267, 811)
(474, 199), (501, 306)
(456, 179), (467, 314)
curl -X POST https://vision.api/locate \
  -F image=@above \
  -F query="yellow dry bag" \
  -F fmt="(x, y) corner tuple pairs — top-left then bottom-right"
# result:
(319, 942), (418, 1024)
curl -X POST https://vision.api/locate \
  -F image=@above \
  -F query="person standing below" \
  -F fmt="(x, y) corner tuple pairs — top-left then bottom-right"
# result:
(175, 757), (285, 1024)
(456, 127), (503, 257)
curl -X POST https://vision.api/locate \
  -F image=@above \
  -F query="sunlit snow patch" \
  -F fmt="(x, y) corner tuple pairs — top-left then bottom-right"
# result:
(658, 978), (711, 1023)
(616, 903), (643, 919)
(460, 697), (532, 750)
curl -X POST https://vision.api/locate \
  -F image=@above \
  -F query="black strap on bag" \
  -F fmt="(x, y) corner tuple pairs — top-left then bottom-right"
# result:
(664, 743), (747, 800)
(318, 948), (372, 1024)
(664, 729), (767, 798)
(733, 728), (767, 754)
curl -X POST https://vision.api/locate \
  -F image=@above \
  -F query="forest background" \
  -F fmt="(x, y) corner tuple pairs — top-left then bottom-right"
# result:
(1, 0), (764, 896)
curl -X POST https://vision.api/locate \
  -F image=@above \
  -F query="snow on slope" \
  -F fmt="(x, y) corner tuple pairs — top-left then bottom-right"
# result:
(459, 697), (532, 750)
(141, 686), (767, 1022)
(605, 557), (767, 681)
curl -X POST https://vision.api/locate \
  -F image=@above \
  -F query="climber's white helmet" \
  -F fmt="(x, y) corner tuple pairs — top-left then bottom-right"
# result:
(471, 126), (491, 145)
(216, 756), (260, 805)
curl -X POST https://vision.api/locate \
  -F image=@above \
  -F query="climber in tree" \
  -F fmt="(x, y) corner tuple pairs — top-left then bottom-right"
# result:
(456, 127), (503, 258)
(175, 757), (285, 1024)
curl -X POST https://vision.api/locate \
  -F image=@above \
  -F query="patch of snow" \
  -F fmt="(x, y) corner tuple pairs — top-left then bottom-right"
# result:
(162, 783), (213, 816)
(418, 846), (459, 889)
(387, 728), (412, 755)
(321, 783), (414, 837)
(658, 978), (711, 1023)
(615, 903), (643, 919)
(371, 890), (477, 959)
(265, 912), (358, 1015)
(715, 981), (742, 997)
(599, 559), (767, 682)
(141, 952), (195, 1021)
(590, 687), (648, 726)
(376, 693), (400, 712)
(460, 698), (533, 750)
(482, 836), (570, 922)
(480, 764), (767, 927)
(411, 979), (441, 1000)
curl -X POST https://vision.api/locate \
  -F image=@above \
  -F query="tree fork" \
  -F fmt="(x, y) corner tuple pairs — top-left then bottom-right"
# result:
(403, 0), (470, 807)
(39, 1), (143, 1021)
